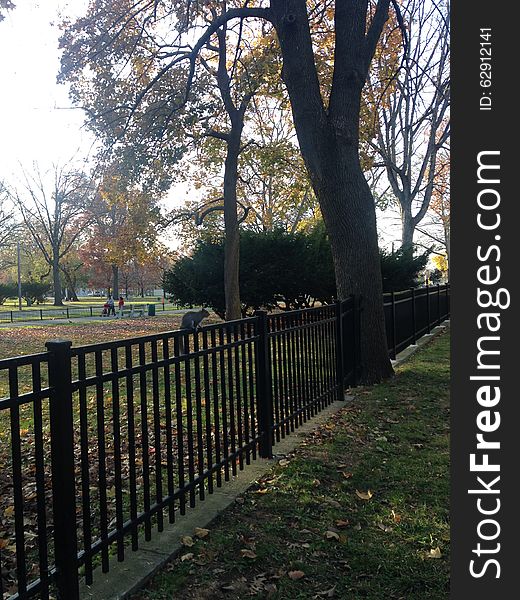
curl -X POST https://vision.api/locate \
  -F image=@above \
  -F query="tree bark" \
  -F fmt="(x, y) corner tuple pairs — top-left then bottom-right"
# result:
(52, 255), (63, 306)
(316, 143), (394, 383)
(271, 0), (394, 383)
(401, 209), (415, 251)
(223, 127), (243, 321)
(112, 263), (119, 300)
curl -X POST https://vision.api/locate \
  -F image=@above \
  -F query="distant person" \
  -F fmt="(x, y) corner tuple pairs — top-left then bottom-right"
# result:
(118, 296), (125, 312)
(107, 295), (116, 316)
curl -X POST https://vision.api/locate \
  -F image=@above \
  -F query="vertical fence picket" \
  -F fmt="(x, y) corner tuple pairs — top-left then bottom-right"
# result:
(254, 311), (273, 458)
(335, 302), (344, 400)
(45, 340), (79, 600)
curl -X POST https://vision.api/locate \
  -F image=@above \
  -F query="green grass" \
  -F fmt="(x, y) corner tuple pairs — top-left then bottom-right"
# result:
(131, 331), (450, 600)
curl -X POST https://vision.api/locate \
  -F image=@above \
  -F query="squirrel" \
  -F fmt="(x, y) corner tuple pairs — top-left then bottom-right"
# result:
(178, 307), (210, 354)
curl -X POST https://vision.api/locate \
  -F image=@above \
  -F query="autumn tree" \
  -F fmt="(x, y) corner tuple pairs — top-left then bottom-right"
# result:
(59, 0), (413, 382)
(9, 164), (93, 305)
(84, 167), (162, 298)
(370, 0), (450, 250)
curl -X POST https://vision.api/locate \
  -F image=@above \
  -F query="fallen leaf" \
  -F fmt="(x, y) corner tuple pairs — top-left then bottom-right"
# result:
(194, 527), (210, 539)
(335, 519), (350, 528)
(427, 547), (442, 559)
(278, 459), (290, 467)
(180, 535), (195, 547)
(355, 489), (373, 500)
(325, 531), (340, 541)
(240, 549), (257, 559)
(180, 553), (194, 562)
(342, 472), (353, 479)
(377, 522), (393, 533)
(317, 585), (337, 597)
(288, 570), (305, 580)
(391, 510), (401, 523)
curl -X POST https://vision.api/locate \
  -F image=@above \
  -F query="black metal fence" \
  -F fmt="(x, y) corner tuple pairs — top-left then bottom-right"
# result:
(384, 283), (450, 359)
(0, 286), (449, 599)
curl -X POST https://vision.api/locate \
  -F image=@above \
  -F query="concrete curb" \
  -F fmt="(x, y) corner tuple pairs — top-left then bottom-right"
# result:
(391, 319), (450, 368)
(80, 398), (352, 600)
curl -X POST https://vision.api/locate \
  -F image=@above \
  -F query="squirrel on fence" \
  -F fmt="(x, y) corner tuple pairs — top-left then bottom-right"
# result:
(178, 307), (210, 354)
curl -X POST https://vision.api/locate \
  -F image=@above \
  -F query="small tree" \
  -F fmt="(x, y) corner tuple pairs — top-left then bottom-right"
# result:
(21, 282), (51, 305)
(0, 282), (17, 305)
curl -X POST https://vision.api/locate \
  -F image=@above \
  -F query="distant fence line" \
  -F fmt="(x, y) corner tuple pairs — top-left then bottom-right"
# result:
(0, 284), (449, 600)
(0, 302), (181, 324)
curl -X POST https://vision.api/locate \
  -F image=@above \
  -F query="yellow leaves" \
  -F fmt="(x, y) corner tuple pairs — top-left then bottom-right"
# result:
(355, 489), (374, 501)
(194, 527), (210, 539)
(426, 547), (442, 559)
(180, 535), (195, 547)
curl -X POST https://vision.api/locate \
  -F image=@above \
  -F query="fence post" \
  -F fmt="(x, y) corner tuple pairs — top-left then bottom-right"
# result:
(254, 311), (273, 458)
(390, 291), (397, 359)
(426, 280), (431, 334)
(335, 301), (345, 399)
(45, 340), (80, 600)
(411, 288), (417, 345)
(437, 284), (441, 325)
(90, 306), (93, 317)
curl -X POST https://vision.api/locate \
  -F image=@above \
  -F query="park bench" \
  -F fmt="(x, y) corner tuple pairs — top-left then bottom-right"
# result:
(117, 305), (145, 318)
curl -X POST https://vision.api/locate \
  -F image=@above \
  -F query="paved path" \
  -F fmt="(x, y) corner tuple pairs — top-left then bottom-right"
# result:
(0, 309), (186, 329)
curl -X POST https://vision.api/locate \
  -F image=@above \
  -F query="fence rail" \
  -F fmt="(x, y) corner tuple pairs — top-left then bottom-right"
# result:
(0, 303), (180, 324)
(0, 285), (449, 599)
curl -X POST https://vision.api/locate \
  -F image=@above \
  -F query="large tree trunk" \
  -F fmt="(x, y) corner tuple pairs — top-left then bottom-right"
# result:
(112, 264), (119, 300)
(271, 0), (393, 383)
(401, 208), (415, 251)
(52, 256), (63, 306)
(223, 128), (242, 321)
(317, 144), (394, 383)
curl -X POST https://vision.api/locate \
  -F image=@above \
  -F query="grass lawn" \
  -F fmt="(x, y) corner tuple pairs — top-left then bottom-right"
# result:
(131, 330), (450, 600)
(0, 313), (223, 361)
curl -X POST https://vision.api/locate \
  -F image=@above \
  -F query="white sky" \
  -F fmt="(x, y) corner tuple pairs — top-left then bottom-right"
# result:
(0, 0), (403, 251)
(0, 1), (94, 176)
